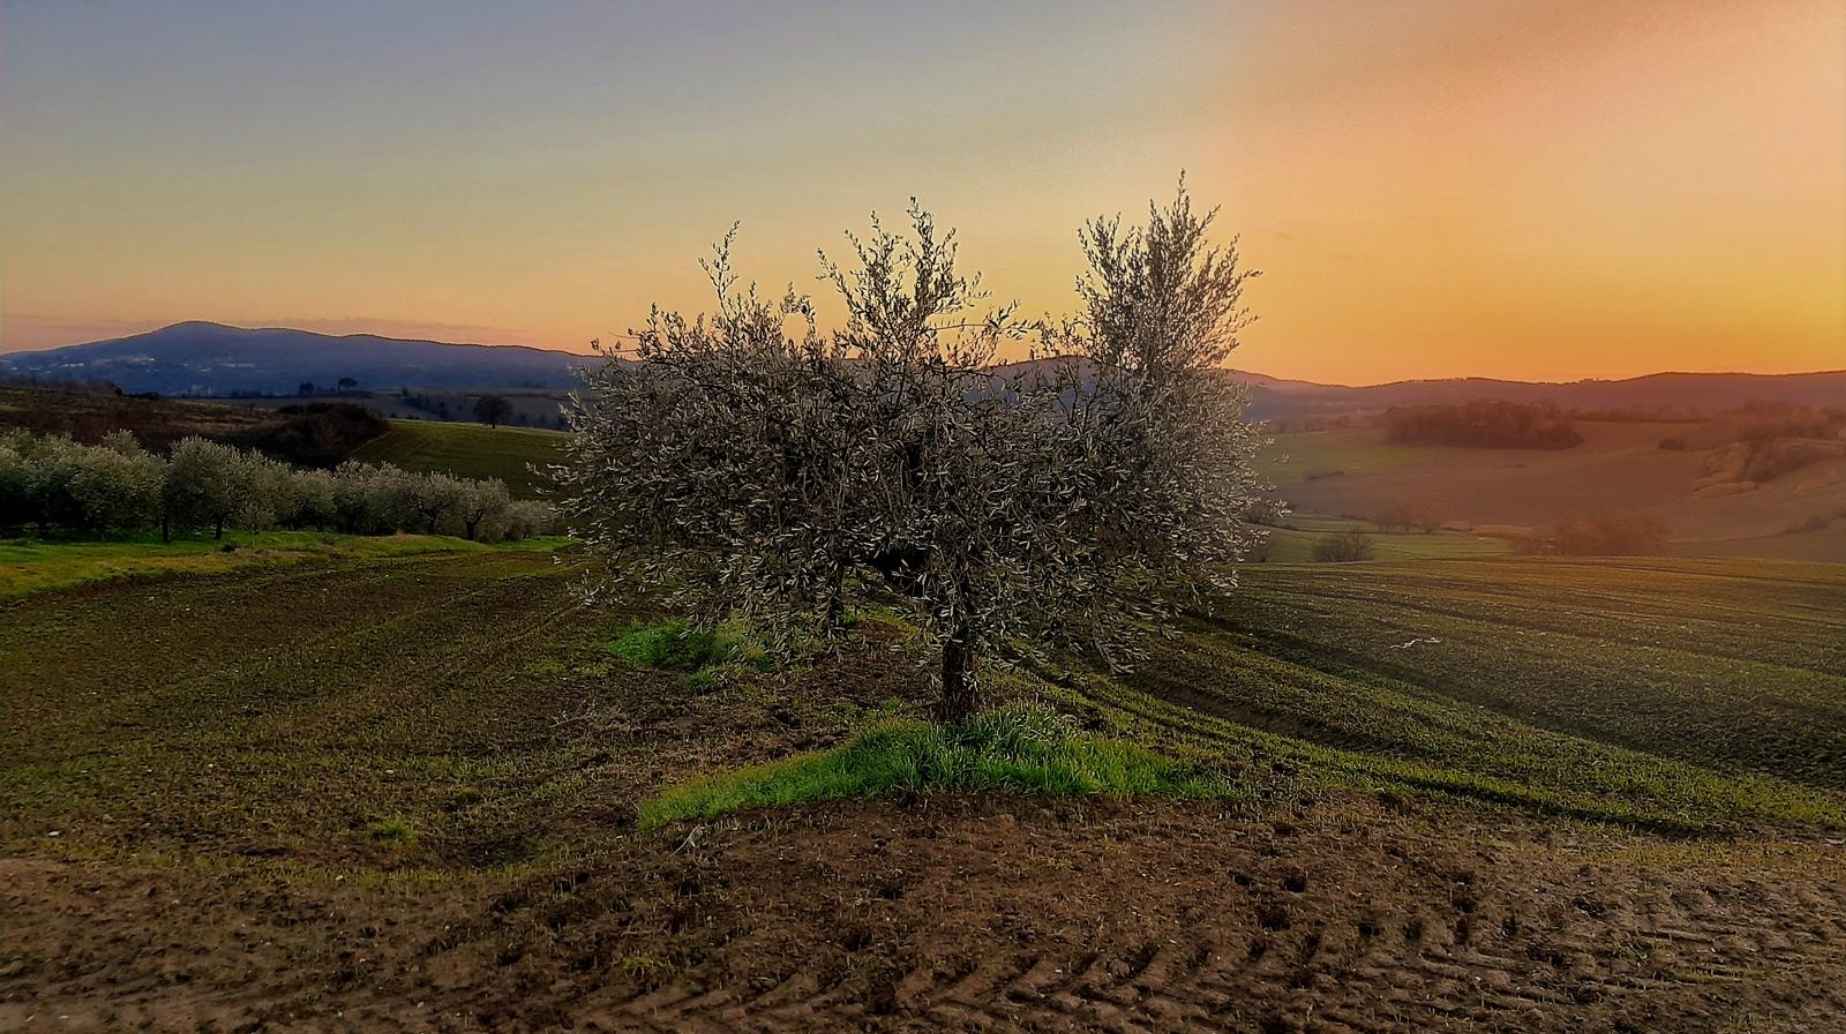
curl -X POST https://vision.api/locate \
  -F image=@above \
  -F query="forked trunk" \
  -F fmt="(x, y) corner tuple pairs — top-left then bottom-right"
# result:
(938, 624), (979, 725)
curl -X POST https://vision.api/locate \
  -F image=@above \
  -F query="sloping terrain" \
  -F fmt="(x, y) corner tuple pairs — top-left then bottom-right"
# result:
(349, 420), (568, 497)
(1266, 422), (1846, 555)
(1237, 369), (1846, 424)
(0, 386), (388, 466)
(3, 548), (1844, 1030)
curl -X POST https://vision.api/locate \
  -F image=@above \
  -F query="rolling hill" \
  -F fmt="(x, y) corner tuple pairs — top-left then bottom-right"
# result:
(1236, 369), (1846, 423)
(5, 322), (1842, 417)
(0, 321), (589, 395)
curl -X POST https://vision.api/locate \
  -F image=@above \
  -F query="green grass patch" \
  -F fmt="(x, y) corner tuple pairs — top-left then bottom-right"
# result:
(638, 706), (1241, 829)
(364, 815), (419, 845)
(349, 420), (566, 497)
(608, 619), (771, 674)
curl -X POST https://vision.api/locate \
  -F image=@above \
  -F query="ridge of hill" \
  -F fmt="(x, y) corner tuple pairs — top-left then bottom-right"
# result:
(5, 322), (1842, 415)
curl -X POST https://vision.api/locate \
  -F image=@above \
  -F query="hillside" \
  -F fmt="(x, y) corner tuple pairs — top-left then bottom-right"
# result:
(6, 322), (1842, 417)
(0, 321), (588, 395)
(349, 420), (567, 497)
(1264, 419), (1846, 557)
(0, 384), (387, 467)
(1237, 369), (1846, 424)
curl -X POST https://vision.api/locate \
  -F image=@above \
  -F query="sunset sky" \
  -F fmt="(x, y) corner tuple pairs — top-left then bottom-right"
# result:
(3, 0), (1841, 384)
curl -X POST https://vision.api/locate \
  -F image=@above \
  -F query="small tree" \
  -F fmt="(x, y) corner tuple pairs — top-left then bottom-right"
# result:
(0, 435), (31, 535)
(287, 468), (340, 529)
(456, 478), (512, 540)
(68, 440), (165, 534)
(164, 437), (250, 540)
(337, 376), (359, 392)
(562, 185), (1268, 722)
(474, 394), (513, 428)
(408, 472), (465, 534)
(1312, 529), (1375, 563)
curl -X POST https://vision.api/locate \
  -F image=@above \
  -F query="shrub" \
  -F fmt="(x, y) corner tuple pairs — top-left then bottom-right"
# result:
(1372, 501), (1438, 533)
(1313, 529), (1375, 563)
(1543, 513), (1669, 555)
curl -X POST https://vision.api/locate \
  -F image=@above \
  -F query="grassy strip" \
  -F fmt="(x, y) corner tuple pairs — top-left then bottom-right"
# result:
(638, 706), (1243, 830)
(0, 531), (569, 599)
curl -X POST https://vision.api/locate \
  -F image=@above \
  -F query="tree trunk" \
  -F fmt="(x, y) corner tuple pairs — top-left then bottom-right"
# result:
(937, 624), (978, 725)
(213, 518), (223, 540)
(823, 565), (846, 629)
(161, 512), (170, 544)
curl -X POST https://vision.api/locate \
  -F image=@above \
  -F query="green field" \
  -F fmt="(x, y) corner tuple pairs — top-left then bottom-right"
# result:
(7, 536), (1844, 1028)
(1095, 556), (1846, 832)
(349, 419), (568, 496)
(5, 542), (1842, 876)
(0, 531), (564, 599)
(1258, 515), (1512, 562)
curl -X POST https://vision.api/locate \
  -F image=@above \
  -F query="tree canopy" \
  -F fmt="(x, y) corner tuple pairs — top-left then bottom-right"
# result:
(559, 185), (1270, 721)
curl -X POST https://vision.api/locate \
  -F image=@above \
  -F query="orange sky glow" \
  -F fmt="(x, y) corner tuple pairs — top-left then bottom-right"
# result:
(2, 0), (1840, 384)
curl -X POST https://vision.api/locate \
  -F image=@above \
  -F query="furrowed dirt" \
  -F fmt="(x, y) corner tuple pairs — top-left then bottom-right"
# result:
(3, 550), (1843, 1031)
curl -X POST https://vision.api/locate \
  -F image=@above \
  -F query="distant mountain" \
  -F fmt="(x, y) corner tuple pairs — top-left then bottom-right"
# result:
(0, 321), (589, 395)
(4, 322), (1842, 415)
(991, 356), (1846, 421)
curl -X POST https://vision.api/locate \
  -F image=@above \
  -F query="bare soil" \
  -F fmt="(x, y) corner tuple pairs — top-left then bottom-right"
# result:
(4, 549), (1844, 1031)
(5, 797), (1844, 1032)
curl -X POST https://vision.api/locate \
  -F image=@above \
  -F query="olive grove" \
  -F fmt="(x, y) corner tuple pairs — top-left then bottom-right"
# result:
(0, 428), (552, 543)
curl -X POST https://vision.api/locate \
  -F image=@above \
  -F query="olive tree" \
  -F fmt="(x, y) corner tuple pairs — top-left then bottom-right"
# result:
(68, 439), (165, 534)
(456, 477), (512, 540)
(0, 435), (30, 535)
(408, 471), (466, 534)
(163, 437), (252, 540)
(560, 186), (1267, 722)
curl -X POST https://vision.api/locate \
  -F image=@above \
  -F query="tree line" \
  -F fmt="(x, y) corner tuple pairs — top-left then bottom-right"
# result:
(1382, 400), (1583, 449)
(0, 429), (553, 543)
